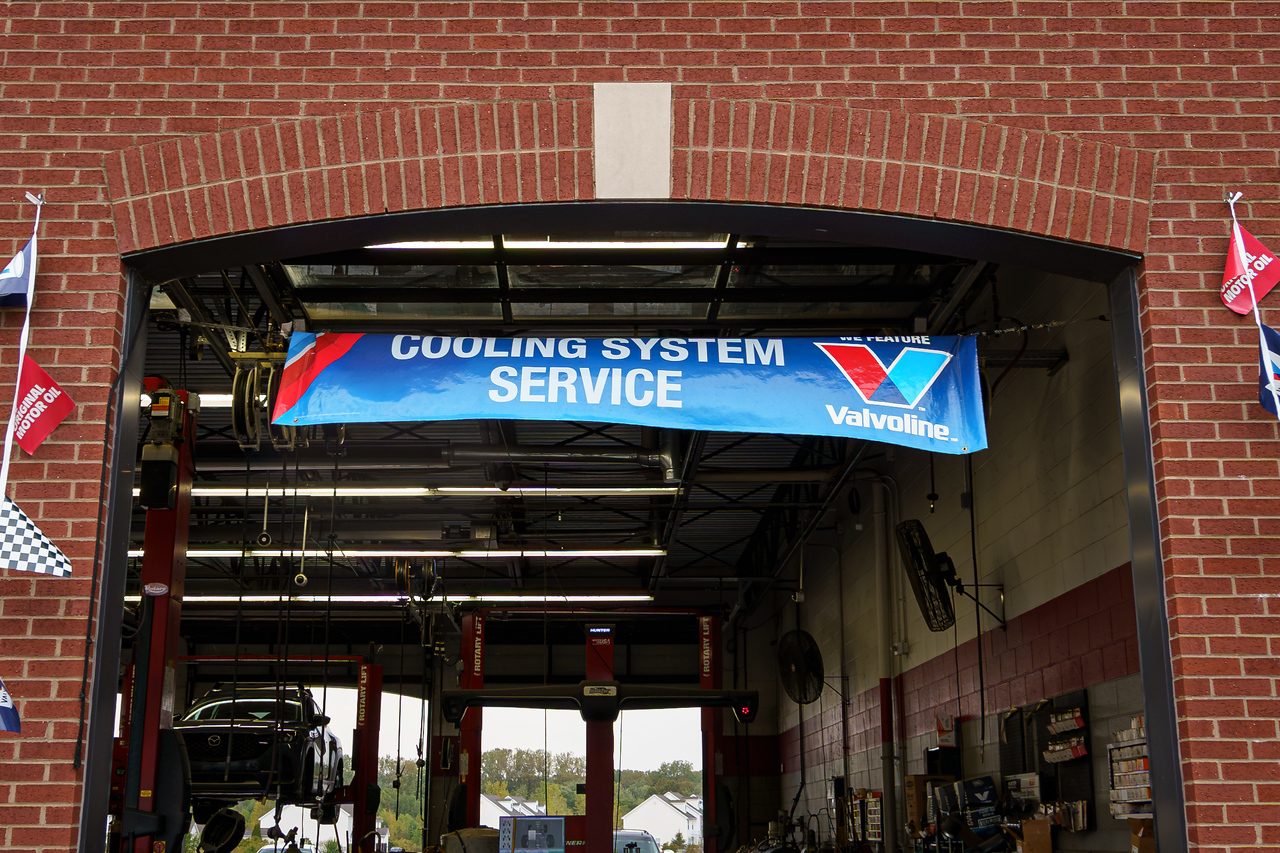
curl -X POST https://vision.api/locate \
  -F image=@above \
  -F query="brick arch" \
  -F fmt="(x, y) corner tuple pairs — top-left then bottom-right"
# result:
(103, 98), (1154, 256)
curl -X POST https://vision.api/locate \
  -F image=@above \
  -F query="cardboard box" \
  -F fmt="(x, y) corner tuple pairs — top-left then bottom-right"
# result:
(936, 713), (957, 747)
(904, 774), (953, 828)
(1129, 818), (1155, 853)
(956, 775), (999, 809)
(1017, 818), (1052, 853)
(933, 782), (960, 817)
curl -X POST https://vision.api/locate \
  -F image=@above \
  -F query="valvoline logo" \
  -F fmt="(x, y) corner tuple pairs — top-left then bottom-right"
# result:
(815, 342), (952, 408)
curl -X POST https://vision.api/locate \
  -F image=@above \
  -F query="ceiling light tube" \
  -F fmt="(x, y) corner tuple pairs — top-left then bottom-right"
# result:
(132, 485), (678, 499)
(127, 547), (665, 560)
(366, 239), (734, 251)
(124, 592), (654, 604)
(366, 240), (494, 250)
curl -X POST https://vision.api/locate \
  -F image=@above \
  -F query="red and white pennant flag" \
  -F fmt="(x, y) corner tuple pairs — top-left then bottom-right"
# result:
(1222, 193), (1280, 314)
(1224, 192), (1280, 420)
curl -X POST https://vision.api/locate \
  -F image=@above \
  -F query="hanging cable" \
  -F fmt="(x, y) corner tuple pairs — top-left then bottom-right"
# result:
(394, 612), (407, 818)
(966, 454), (987, 761)
(317, 457), (340, 798)
(418, 609), (431, 853)
(613, 713), (624, 835)
(232, 452), (252, 791)
(543, 709), (550, 813)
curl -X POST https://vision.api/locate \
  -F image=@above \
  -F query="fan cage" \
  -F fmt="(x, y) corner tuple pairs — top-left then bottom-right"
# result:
(777, 629), (825, 705)
(896, 519), (957, 632)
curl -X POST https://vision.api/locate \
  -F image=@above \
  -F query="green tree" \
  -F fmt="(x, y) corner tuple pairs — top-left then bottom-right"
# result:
(545, 781), (569, 815)
(378, 754), (428, 850)
(665, 832), (687, 852)
(483, 778), (510, 798)
(650, 760), (699, 797)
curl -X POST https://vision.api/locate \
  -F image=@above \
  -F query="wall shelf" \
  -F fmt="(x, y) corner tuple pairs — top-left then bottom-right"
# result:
(1108, 717), (1152, 820)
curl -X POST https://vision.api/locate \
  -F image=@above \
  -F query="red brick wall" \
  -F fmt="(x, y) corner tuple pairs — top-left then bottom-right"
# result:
(0, 3), (1276, 850)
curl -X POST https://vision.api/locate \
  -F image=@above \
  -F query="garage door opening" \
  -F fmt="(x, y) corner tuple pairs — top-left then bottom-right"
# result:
(88, 201), (1175, 853)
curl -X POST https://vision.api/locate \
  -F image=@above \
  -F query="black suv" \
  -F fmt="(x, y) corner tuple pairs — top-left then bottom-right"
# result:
(174, 683), (344, 821)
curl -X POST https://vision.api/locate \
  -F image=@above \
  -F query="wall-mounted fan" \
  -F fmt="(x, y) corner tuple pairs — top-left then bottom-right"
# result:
(777, 629), (825, 704)
(896, 518), (958, 632)
(896, 519), (1007, 633)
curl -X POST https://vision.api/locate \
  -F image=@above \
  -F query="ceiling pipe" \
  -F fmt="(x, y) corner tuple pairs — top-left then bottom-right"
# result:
(168, 524), (651, 542)
(193, 442), (673, 472)
(692, 467), (839, 484)
(192, 444), (826, 483)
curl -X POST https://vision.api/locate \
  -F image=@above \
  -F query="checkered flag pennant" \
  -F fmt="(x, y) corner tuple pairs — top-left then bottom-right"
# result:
(0, 495), (71, 577)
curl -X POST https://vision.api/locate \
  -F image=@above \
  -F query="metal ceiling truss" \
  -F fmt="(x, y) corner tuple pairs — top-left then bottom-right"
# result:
(132, 221), (1083, 637)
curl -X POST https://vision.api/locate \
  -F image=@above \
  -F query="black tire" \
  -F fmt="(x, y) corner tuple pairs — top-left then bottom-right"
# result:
(332, 755), (345, 791)
(191, 800), (220, 826)
(301, 751), (317, 799)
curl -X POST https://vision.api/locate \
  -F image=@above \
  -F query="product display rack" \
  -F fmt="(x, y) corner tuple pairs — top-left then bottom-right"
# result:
(1108, 717), (1152, 819)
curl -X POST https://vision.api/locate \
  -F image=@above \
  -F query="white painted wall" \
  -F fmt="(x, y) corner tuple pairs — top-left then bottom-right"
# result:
(621, 795), (702, 847)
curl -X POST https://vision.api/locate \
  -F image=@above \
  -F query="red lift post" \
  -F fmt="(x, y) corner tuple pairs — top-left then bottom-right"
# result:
(584, 624), (615, 853)
(351, 661), (384, 852)
(700, 615), (722, 853)
(119, 384), (196, 852)
(460, 611), (485, 830)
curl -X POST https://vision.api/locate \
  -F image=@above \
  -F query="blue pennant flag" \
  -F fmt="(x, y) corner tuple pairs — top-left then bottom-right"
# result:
(0, 239), (34, 308)
(0, 675), (20, 733)
(1259, 323), (1280, 418)
(0, 239), (33, 308)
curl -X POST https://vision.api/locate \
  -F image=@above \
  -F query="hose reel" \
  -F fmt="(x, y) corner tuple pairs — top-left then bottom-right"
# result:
(234, 363), (308, 453)
(394, 558), (438, 600)
(265, 366), (306, 452)
(230, 365), (262, 451)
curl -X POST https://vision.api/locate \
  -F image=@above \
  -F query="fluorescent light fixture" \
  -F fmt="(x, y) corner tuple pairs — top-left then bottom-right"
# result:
(504, 240), (730, 250)
(133, 486), (678, 499)
(124, 592), (654, 604)
(128, 548), (665, 560)
(366, 240), (493, 250)
(454, 549), (665, 559)
(454, 594), (653, 603)
(366, 239), (737, 251)
(139, 393), (236, 409)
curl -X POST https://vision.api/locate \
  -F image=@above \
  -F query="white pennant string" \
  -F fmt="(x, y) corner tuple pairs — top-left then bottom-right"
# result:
(0, 192), (44, 497)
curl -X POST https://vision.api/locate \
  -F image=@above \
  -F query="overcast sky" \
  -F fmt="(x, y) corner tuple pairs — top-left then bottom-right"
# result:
(317, 688), (702, 771)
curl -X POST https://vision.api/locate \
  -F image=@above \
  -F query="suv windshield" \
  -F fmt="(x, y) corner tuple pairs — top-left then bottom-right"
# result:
(183, 699), (306, 722)
(613, 834), (661, 853)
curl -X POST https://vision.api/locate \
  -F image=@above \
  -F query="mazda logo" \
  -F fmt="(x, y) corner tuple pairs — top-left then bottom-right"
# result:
(208, 735), (221, 747)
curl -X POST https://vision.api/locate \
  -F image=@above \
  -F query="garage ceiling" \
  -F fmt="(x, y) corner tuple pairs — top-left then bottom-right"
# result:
(128, 222), (1062, 654)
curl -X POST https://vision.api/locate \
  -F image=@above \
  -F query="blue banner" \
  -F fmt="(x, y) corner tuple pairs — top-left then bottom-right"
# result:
(272, 334), (987, 454)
